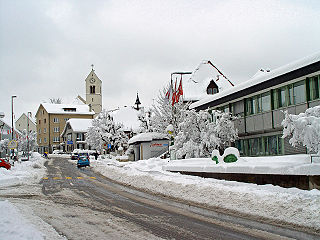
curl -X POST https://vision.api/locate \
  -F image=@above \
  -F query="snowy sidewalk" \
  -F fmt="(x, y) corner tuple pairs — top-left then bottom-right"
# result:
(0, 153), (64, 240)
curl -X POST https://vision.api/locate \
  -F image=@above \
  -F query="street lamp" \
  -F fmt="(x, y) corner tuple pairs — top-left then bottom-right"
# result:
(0, 112), (4, 141)
(11, 95), (17, 160)
(11, 96), (17, 140)
(27, 112), (32, 161)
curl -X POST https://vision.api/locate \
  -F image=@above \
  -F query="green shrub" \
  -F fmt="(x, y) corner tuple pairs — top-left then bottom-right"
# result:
(223, 154), (237, 163)
(212, 155), (219, 164)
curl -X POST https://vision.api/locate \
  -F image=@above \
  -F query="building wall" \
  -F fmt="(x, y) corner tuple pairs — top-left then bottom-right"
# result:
(15, 113), (36, 133)
(36, 105), (93, 153)
(212, 73), (320, 156)
(61, 126), (89, 153)
(132, 140), (169, 160)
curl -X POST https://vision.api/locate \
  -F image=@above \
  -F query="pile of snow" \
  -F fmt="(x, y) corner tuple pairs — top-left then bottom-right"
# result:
(0, 153), (46, 187)
(164, 154), (320, 175)
(0, 200), (44, 240)
(92, 156), (320, 230)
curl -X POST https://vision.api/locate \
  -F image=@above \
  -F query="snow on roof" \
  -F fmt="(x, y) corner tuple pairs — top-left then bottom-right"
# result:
(110, 106), (141, 132)
(190, 51), (320, 109)
(128, 132), (169, 145)
(181, 62), (234, 102)
(67, 119), (92, 132)
(41, 103), (94, 115)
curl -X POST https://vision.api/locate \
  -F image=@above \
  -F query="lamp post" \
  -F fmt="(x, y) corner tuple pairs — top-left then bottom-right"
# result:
(11, 96), (17, 140)
(27, 112), (31, 161)
(11, 96), (17, 159)
(0, 112), (4, 141)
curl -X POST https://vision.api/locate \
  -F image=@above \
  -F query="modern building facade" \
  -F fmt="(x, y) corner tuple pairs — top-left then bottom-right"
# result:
(190, 52), (320, 156)
(35, 103), (94, 153)
(60, 119), (92, 153)
(15, 113), (36, 133)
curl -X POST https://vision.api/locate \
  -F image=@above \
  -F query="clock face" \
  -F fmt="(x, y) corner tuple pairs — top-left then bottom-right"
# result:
(90, 78), (95, 83)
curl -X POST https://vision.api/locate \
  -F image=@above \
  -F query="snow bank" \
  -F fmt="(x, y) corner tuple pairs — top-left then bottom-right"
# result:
(92, 156), (320, 230)
(163, 154), (320, 175)
(0, 200), (44, 240)
(0, 153), (46, 187)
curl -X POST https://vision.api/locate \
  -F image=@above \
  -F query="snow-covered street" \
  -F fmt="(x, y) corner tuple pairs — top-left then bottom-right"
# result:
(91, 155), (320, 232)
(0, 153), (320, 239)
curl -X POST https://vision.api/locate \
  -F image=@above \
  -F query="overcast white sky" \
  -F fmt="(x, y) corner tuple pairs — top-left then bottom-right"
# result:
(0, 0), (320, 124)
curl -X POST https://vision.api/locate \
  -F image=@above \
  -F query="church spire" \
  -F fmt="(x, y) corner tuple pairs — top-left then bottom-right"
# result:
(134, 92), (141, 110)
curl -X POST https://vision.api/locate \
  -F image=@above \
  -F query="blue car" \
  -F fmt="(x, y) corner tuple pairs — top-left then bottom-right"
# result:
(77, 156), (90, 168)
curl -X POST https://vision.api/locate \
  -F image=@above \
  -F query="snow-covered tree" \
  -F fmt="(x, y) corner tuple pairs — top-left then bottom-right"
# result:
(85, 109), (128, 152)
(174, 109), (237, 158)
(18, 130), (37, 154)
(137, 107), (153, 133)
(49, 98), (62, 104)
(150, 86), (189, 135)
(213, 110), (238, 152)
(282, 106), (320, 154)
(0, 139), (9, 152)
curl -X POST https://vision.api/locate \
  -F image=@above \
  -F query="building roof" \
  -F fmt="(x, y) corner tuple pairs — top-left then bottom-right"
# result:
(60, 118), (92, 137)
(180, 61), (234, 102)
(190, 51), (320, 110)
(39, 103), (94, 115)
(110, 106), (141, 132)
(68, 119), (92, 132)
(128, 132), (169, 145)
(16, 113), (36, 125)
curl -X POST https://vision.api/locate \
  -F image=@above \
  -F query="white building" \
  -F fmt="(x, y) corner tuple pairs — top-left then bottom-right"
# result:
(15, 113), (36, 133)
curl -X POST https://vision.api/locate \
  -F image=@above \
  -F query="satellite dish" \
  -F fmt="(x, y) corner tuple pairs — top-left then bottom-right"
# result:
(0, 112), (5, 118)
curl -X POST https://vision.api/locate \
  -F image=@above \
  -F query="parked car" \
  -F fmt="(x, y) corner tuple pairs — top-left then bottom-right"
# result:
(52, 150), (64, 154)
(71, 153), (78, 160)
(77, 155), (90, 168)
(0, 158), (11, 170)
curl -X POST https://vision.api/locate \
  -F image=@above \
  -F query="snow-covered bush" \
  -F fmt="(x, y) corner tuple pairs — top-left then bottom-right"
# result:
(18, 130), (37, 153)
(0, 139), (9, 152)
(174, 109), (238, 159)
(86, 109), (128, 152)
(282, 106), (320, 154)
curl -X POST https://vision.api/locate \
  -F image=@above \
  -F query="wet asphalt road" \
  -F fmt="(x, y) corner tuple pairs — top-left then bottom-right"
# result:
(40, 156), (318, 240)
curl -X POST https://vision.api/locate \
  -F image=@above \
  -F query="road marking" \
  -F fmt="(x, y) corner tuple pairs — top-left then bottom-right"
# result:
(53, 177), (61, 180)
(65, 177), (72, 179)
(43, 177), (48, 180)
(90, 177), (96, 179)
(77, 177), (83, 179)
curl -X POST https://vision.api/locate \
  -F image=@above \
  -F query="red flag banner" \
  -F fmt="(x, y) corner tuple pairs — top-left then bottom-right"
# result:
(172, 79), (177, 106)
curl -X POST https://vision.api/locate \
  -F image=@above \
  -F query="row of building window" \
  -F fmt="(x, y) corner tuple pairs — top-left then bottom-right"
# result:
(38, 118), (69, 124)
(38, 137), (60, 143)
(38, 128), (60, 134)
(235, 135), (283, 156)
(216, 75), (319, 116)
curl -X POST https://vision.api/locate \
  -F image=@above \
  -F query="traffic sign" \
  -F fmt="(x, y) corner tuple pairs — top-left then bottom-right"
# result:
(8, 140), (17, 149)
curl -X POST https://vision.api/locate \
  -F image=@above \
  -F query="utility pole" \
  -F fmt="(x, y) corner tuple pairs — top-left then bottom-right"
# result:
(27, 112), (31, 161)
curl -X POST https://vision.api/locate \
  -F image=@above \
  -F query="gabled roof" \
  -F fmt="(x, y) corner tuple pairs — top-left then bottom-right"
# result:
(181, 61), (234, 102)
(60, 118), (92, 137)
(190, 51), (320, 110)
(38, 103), (94, 116)
(16, 113), (36, 125)
(85, 69), (102, 83)
(128, 132), (169, 145)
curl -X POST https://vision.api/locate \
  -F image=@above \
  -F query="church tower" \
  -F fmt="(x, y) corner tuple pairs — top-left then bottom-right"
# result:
(85, 65), (102, 116)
